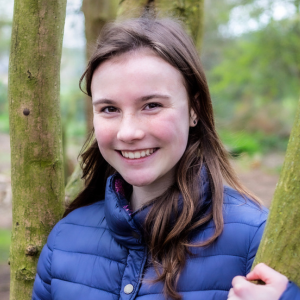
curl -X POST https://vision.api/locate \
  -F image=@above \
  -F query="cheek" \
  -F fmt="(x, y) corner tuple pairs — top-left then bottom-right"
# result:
(94, 121), (116, 149)
(152, 112), (190, 148)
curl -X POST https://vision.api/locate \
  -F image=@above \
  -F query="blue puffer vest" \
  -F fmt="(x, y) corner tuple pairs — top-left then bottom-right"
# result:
(32, 172), (268, 300)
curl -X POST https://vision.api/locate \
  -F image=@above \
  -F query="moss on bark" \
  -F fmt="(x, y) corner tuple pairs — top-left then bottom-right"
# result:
(156, 0), (204, 52)
(117, 0), (150, 19)
(8, 0), (67, 299)
(252, 99), (300, 286)
(117, 0), (205, 52)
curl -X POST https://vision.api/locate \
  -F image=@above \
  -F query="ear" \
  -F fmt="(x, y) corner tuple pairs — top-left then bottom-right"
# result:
(189, 108), (198, 127)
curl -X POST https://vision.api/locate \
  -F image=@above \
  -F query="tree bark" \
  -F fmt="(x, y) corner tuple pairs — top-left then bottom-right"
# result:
(82, 0), (118, 133)
(8, 0), (67, 299)
(252, 98), (300, 286)
(117, 0), (149, 19)
(117, 0), (205, 52)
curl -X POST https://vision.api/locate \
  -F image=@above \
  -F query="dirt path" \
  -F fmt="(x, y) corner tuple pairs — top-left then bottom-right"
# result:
(0, 133), (12, 230)
(231, 154), (282, 208)
(0, 264), (9, 300)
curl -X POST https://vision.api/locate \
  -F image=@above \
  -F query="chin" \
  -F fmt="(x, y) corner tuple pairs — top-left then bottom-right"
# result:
(121, 173), (157, 187)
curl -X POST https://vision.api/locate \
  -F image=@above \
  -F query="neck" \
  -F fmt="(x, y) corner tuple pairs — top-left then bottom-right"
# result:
(130, 173), (175, 211)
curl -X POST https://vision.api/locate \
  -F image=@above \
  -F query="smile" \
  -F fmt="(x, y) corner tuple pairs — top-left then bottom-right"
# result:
(120, 148), (158, 159)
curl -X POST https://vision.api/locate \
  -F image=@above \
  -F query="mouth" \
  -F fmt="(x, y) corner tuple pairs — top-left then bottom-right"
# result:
(118, 148), (158, 159)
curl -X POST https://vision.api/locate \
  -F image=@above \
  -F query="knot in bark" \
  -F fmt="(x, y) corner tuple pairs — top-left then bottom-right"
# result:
(23, 108), (30, 116)
(25, 245), (38, 256)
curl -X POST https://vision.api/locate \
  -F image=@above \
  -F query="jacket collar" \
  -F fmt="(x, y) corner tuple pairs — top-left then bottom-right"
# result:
(104, 167), (212, 250)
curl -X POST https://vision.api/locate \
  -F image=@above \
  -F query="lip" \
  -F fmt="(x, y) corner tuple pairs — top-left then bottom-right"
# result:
(116, 148), (157, 152)
(116, 148), (159, 162)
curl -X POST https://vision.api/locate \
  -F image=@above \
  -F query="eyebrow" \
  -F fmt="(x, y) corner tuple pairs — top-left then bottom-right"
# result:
(92, 93), (170, 105)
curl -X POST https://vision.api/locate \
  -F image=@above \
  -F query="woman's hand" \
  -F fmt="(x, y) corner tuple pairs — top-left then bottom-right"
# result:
(227, 263), (288, 300)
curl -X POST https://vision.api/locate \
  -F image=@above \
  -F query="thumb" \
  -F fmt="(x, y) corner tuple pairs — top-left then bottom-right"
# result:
(231, 276), (254, 297)
(247, 263), (288, 288)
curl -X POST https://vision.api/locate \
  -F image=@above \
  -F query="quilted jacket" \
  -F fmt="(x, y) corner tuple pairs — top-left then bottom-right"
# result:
(281, 282), (300, 299)
(32, 171), (271, 300)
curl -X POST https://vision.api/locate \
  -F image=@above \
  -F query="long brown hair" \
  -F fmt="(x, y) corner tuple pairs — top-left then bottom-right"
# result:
(65, 17), (259, 300)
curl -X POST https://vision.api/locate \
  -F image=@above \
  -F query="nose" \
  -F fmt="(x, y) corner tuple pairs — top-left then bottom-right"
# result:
(116, 114), (145, 143)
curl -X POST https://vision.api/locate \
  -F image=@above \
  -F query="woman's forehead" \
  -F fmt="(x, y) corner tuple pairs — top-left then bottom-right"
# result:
(92, 48), (187, 93)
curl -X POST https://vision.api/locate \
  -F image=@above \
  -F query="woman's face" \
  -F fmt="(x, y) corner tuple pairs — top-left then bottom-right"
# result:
(91, 49), (196, 188)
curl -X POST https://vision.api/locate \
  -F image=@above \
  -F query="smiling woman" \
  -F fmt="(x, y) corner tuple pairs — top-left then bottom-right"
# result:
(91, 49), (194, 204)
(32, 17), (269, 300)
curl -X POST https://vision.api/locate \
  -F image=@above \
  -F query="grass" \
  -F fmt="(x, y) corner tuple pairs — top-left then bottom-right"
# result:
(0, 229), (11, 263)
(0, 113), (9, 133)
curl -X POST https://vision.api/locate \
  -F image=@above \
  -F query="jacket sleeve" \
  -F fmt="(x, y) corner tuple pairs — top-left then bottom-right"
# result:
(246, 220), (267, 274)
(32, 222), (60, 300)
(279, 281), (300, 300)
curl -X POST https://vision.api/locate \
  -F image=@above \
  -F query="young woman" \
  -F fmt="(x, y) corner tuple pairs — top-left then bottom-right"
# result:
(32, 17), (270, 300)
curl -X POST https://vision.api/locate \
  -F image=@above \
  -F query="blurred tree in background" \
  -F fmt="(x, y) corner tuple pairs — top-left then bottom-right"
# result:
(117, 0), (204, 52)
(82, 0), (118, 133)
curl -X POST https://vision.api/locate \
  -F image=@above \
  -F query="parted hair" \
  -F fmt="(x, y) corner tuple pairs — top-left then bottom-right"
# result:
(64, 17), (259, 300)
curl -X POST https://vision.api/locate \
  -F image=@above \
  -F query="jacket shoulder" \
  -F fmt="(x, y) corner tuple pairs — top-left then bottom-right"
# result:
(61, 200), (105, 227)
(223, 186), (268, 226)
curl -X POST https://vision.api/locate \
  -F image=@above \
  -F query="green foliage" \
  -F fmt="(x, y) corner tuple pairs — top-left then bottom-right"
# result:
(0, 1), (12, 55)
(60, 47), (86, 139)
(0, 1), (12, 134)
(0, 229), (11, 263)
(0, 113), (9, 132)
(203, 0), (300, 155)
(209, 18), (300, 107)
(219, 129), (289, 156)
(219, 130), (261, 155)
(61, 86), (86, 138)
(0, 80), (8, 132)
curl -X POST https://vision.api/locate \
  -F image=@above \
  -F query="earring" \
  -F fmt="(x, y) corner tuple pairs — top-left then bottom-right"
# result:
(193, 120), (197, 125)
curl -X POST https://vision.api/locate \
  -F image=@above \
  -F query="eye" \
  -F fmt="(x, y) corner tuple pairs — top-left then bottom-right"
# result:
(144, 102), (162, 110)
(101, 106), (118, 113)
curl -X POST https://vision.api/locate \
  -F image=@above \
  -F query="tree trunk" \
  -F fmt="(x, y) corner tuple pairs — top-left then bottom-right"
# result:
(8, 0), (67, 299)
(117, 0), (205, 52)
(82, 0), (118, 133)
(252, 98), (300, 286)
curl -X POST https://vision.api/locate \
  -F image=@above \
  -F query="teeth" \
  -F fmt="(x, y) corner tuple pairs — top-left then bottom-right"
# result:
(121, 148), (156, 159)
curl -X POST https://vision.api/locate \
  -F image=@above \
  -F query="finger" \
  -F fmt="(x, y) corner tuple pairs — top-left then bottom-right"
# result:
(232, 276), (247, 287)
(246, 263), (282, 284)
(228, 288), (234, 298)
(227, 288), (239, 300)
